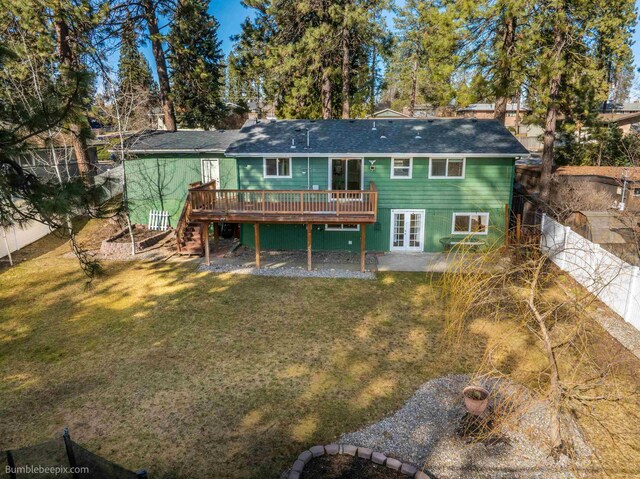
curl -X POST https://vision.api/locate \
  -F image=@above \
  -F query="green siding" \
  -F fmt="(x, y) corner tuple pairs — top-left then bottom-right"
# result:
(237, 156), (514, 252)
(125, 153), (237, 226)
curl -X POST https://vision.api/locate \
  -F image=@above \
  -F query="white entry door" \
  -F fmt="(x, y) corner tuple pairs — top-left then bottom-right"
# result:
(390, 209), (425, 251)
(202, 159), (220, 185)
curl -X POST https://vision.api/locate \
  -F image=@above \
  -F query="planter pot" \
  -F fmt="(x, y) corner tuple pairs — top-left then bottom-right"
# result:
(463, 385), (490, 416)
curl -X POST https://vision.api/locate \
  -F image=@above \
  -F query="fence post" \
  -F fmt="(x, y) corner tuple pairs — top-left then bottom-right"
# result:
(6, 450), (17, 479)
(560, 225), (571, 270)
(623, 266), (640, 324)
(63, 427), (80, 479)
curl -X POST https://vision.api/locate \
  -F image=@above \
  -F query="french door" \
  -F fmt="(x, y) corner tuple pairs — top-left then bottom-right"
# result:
(390, 210), (425, 251)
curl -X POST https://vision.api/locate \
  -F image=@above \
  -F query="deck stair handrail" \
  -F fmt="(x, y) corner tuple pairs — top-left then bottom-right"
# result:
(176, 180), (216, 252)
(187, 181), (377, 218)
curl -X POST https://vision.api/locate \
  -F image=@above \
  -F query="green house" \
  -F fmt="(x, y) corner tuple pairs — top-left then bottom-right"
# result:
(123, 130), (240, 226)
(124, 119), (528, 266)
(223, 119), (527, 256)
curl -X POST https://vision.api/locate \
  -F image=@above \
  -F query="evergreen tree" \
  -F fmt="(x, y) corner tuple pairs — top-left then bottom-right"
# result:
(383, 0), (459, 116)
(117, 20), (159, 130)
(523, 0), (636, 205)
(168, 0), (226, 129)
(232, 0), (390, 119)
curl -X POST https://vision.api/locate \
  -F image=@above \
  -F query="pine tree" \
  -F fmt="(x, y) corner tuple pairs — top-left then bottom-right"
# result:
(117, 20), (159, 130)
(383, 0), (458, 116)
(168, 0), (226, 129)
(232, 0), (390, 119)
(524, 0), (636, 205)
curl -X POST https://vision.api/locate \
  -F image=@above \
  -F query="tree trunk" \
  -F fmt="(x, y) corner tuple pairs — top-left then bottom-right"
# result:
(528, 263), (563, 453)
(408, 55), (418, 117)
(341, 26), (351, 119)
(54, 18), (94, 184)
(539, 13), (565, 205)
(143, 0), (177, 132)
(370, 43), (377, 115)
(494, 15), (517, 125)
(321, 67), (333, 119)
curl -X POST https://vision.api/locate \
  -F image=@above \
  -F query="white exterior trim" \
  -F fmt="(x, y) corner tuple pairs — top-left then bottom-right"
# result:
(451, 212), (490, 235)
(390, 209), (426, 252)
(390, 157), (413, 179)
(200, 158), (220, 185)
(263, 157), (292, 178)
(428, 157), (466, 179)
(228, 152), (523, 158)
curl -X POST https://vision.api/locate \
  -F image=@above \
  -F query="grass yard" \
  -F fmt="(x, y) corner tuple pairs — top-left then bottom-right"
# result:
(1, 220), (639, 478)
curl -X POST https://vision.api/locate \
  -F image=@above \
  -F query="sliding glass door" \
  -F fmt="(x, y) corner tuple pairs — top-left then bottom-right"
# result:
(330, 158), (362, 191)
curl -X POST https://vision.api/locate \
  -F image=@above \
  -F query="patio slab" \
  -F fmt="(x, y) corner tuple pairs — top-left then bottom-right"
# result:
(377, 252), (455, 273)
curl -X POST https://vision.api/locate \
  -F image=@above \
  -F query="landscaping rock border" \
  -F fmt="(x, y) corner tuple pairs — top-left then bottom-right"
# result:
(286, 444), (431, 479)
(100, 225), (172, 256)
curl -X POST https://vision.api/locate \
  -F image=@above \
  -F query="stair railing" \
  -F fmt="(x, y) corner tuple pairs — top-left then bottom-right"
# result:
(175, 180), (216, 253)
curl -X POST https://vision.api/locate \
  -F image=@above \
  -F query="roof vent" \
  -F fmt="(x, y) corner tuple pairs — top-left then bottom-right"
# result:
(388, 120), (393, 123)
(291, 139), (296, 149)
(349, 120), (355, 123)
(471, 119), (478, 123)
(380, 135), (387, 139)
(415, 134), (422, 139)
(427, 119), (434, 123)
(372, 121), (377, 131)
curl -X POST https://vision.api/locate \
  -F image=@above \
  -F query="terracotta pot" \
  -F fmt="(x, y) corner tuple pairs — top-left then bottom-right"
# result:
(463, 385), (490, 416)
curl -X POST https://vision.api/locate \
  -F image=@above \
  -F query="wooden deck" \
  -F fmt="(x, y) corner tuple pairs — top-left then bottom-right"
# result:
(188, 183), (378, 224)
(177, 181), (378, 272)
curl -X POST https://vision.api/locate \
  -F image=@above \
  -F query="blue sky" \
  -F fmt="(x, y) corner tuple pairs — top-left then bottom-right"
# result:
(143, 0), (640, 100)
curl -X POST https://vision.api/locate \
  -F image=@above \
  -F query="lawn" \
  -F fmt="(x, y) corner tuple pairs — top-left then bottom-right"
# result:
(1, 220), (638, 478)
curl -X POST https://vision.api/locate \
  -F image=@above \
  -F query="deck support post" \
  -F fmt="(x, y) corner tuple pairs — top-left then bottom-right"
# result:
(307, 223), (312, 271)
(213, 223), (220, 252)
(203, 222), (210, 266)
(360, 224), (366, 273)
(254, 223), (261, 269)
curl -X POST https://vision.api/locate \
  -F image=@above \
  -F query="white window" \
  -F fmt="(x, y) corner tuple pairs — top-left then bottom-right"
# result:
(391, 157), (412, 179)
(263, 157), (292, 178)
(429, 158), (465, 179)
(452, 212), (489, 235)
(325, 224), (360, 231)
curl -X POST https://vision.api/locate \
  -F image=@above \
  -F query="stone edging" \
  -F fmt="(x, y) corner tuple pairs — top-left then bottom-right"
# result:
(287, 444), (431, 479)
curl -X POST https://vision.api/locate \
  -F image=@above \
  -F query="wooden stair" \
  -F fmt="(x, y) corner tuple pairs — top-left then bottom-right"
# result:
(177, 222), (204, 255)
(176, 180), (215, 256)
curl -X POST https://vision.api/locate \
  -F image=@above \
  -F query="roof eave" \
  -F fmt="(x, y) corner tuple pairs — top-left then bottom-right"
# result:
(224, 152), (527, 158)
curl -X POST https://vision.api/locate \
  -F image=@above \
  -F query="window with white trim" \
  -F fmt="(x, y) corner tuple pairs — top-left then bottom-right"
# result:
(263, 157), (291, 178)
(429, 158), (465, 178)
(633, 187), (640, 197)
(325, 224), (360, 231)
(452, 213), (489, 235)
(391, 158), (412, 178)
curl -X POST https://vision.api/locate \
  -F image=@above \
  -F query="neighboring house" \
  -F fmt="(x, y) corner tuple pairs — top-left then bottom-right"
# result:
(456, 103), (543, 151)
(598, 111), (640, 134)
(192, 119), (525, 263)
(122, 130), (241, 226)
(367, 109), (411, 119)
(515, 165), (640, 211)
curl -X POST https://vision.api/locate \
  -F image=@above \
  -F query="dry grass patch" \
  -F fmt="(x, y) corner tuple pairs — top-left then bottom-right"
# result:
(0, 221), (479, 478)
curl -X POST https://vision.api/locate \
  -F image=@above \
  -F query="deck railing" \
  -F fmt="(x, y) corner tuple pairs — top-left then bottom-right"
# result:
(189, 182), (377, 218)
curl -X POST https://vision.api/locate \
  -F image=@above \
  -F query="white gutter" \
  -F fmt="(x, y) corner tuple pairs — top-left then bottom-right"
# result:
(223, 152), (526, 158)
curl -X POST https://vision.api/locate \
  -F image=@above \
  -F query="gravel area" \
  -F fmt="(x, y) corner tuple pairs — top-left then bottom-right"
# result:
(197, 263), (376, 279)
(340, 375), (591, 479)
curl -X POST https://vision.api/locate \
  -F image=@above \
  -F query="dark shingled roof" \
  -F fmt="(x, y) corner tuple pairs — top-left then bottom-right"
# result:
(124, 129), (242, 153)
(225, 119), (529, 156)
